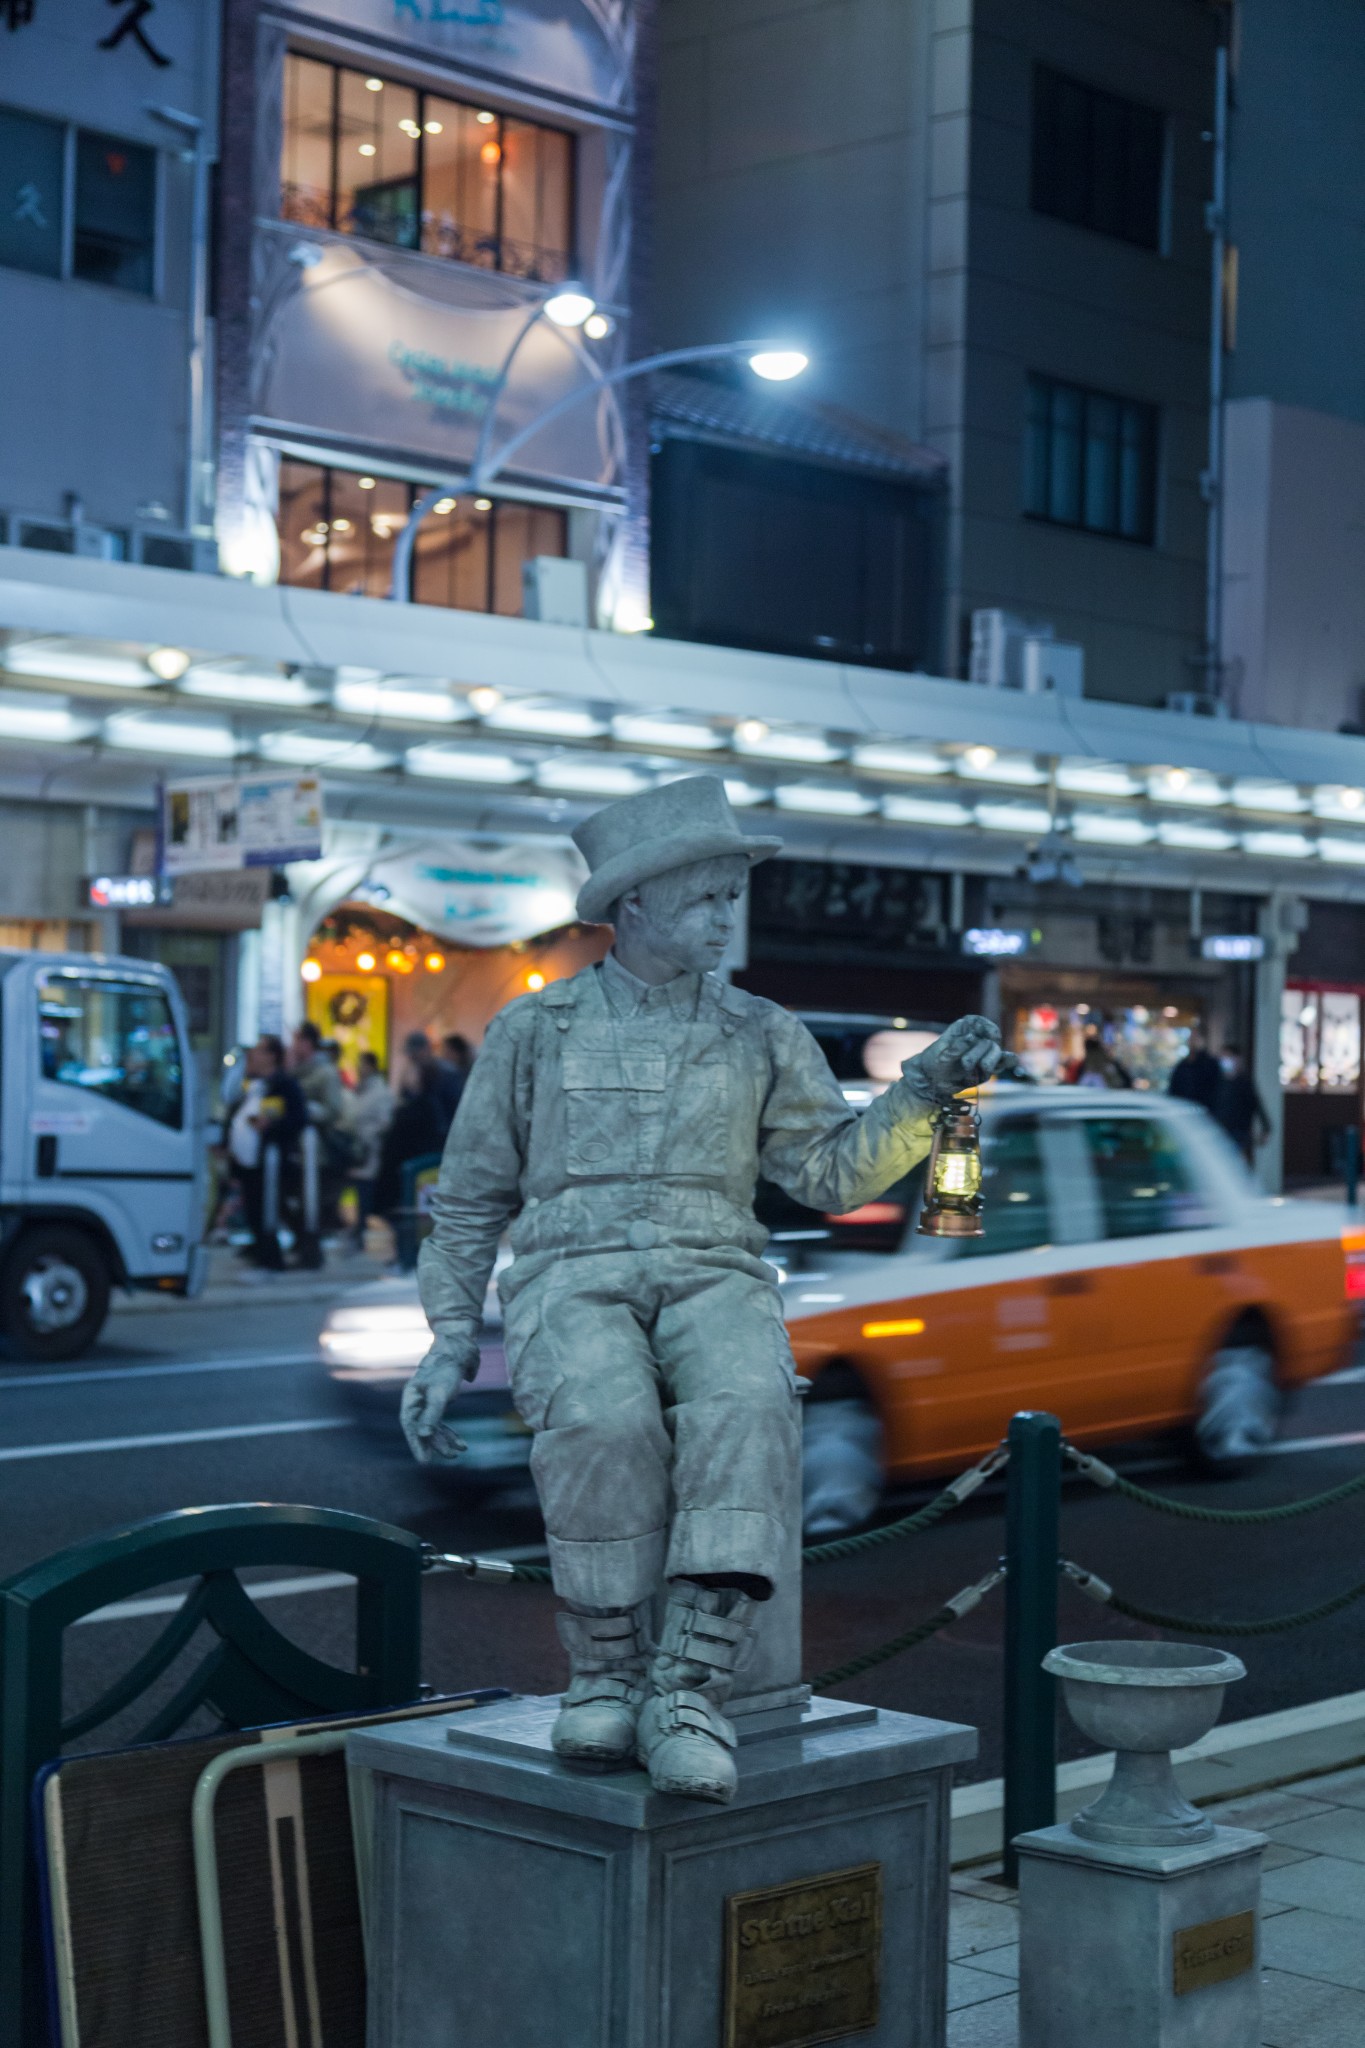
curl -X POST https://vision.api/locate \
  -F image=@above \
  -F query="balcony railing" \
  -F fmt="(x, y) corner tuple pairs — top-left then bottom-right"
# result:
(279, 185), (572, 286)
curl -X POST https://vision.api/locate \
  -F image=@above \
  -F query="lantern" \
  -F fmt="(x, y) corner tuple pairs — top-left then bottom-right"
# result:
(917, 1099), (985, 1238)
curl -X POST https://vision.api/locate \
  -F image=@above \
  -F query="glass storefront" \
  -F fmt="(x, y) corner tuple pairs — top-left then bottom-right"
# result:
(1281, 984), (1363, 1096)
(1011, 997), (1199, 1090)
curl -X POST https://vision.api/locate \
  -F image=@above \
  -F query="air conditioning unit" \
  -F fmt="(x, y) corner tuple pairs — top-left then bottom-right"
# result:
(1166, 691), (1230, 719)
(129, 530), (220, 574)
(12, 516), (125, 561)
(969, 608), (1054, 689)
(522, 555), (589, 627)
(1021, 637), (1084, 699)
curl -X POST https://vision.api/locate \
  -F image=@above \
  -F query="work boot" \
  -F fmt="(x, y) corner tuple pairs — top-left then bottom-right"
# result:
(637, 1583), (756, 1804)
(551, 1604), (651, 1767)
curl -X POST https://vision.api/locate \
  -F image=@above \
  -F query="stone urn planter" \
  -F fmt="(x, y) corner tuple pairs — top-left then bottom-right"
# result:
(1043, 1639), (1246, 1848)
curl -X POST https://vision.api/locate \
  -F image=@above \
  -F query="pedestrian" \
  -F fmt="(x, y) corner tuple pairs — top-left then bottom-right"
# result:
(1072, 1032), (1130, 1089)
(237, 1036), (307, 1270)
(1214, 1045), (1270, 1164)
(440, 1032), (472, 1112)
(373, 1031), (461, 1222)
(292, 1018), (352, 1234)
(348, 1049), (393, 1251)
(1168, 1027), (1221, 1111)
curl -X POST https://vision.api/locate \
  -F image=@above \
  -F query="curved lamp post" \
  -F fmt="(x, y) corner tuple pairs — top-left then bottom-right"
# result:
(388, 315), (809, 602)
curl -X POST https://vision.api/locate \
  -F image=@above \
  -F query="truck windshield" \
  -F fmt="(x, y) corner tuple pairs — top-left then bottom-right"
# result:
(37, 973), (184, 1130)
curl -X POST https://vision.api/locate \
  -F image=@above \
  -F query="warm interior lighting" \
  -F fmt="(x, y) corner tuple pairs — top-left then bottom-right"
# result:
(365, 77), (383, 91)
(424, 120), (443, 135)
(331, 517), (352, 533)
(862, 1317), (926, 1339)
(386, 948), (414, 974)
(480, 139), (501, 164)
(474, 498), (492, 512)
(918, 1102), (985, 1239)
(301, 958), (322, 983)
(358, 476), (376, 490)
(146, 646), (191, 682)
(424, 951), (446, 973)
(358, 143), (376, 157)
(356, 951), (376, 972)
(749, 351), (808, 382)
(526, 971), (546, 991)
(433, 498), (457, 515)
(476, 109), (496, 124)
(399, 119), (421, 138)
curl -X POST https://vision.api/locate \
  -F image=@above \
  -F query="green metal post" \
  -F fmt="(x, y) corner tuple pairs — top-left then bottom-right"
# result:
(1002, 1410), (1061, 1885)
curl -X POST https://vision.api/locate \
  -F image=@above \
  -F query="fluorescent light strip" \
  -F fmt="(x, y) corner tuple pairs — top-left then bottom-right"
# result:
(535, 759), (649, 795)
(335, 680), (461, 724)
(0, 695), (95, 743)
(1070, 812), (1155, 846)
(1242, 830), (1314, 859)
(1055, 762), (1141, 798)
(881, 794), (972, 827)
(1156, 820), (1237, 851)
(105, 714), (238, 758)
(976, 802), (1053, 834)
(851, 743), (947, 777)
(773, 785), (877, 817)
(485, 701), (607, 739)
(612, 715), (722, 752)
(405, 747), (528, 784)
(1319, 837), (1365, 866)
(956, 754), (1047, 787)
(257, 732), (393, 771)
(734, 728), (842, 764)
(180, 667), (322, 709)
(1230, 779), (1305, 815)
(4, 643), (154, 688)
(723, 779), (769, 808)
(1149, 771), (1226, 807)
(1313, 786), (1365, 821)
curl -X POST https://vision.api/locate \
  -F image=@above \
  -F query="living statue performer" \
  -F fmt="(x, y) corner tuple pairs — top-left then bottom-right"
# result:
(402, 775), (1014, 1804)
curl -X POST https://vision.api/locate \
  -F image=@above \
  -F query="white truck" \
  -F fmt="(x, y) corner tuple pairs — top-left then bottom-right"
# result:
(0, 950), (206, 1361)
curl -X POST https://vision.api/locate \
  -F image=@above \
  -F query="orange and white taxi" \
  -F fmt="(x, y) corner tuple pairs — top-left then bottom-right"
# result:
(789, 1088), (1361, 1533)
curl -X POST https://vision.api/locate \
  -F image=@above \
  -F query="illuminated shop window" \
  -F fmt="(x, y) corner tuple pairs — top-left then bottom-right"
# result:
(280, 53), (574, 283)
(1282, 985), (1361, 1095)
(277, 458), (567, 614)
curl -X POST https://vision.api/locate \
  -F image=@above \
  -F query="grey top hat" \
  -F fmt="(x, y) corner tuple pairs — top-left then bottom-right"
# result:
(573, 775), (781, 925)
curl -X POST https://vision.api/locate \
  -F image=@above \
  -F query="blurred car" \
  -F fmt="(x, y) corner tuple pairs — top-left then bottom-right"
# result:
(320, 1080), (1360, 1535)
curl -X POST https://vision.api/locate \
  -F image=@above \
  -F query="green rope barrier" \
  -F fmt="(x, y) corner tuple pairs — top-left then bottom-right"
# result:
(1064, 1443), (1365, 1525)
(801, 1444), (1010, 1565)
(1061, 1558), (1365, 1637)
(809, 1564), (1007, 1689)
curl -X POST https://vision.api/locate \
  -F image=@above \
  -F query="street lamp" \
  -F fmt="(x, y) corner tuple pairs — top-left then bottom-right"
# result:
(388, 326), (810, 601)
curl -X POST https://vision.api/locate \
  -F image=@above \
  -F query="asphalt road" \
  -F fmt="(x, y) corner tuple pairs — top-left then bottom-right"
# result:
(3, 1281), (1364, 1783)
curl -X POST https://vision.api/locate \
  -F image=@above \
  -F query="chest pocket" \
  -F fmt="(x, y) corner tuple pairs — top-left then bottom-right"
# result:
(561, 1048), (666, 1176)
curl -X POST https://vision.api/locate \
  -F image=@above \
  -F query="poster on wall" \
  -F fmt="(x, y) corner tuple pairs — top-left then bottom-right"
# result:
(307, 975), (391, 1081)
(162, 775), (324, 875)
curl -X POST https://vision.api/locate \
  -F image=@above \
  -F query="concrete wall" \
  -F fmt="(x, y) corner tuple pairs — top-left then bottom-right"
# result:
(1222, 398), (1365, 732)
(655, 0), (1216, 704)
(1226, 0), (1365, 428)
(0, 0), (215, 536)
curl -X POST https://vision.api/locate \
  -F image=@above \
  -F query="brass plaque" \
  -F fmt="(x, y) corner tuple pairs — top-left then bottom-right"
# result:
(1173, 1910), (1256, 1996)
(723, 1862), (882, 2048)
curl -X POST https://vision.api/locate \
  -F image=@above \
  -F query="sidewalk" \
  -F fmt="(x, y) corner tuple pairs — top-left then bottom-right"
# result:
(947, 1764), (1365, 2046)
(108, 1241), (396, 1315)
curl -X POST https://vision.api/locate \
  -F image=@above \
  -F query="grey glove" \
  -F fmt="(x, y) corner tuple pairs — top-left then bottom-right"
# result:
(400, 1332), (481, 1465)
(903, 1014), (1023, 1106)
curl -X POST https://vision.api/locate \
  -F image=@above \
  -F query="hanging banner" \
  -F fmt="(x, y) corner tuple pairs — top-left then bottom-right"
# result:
(365, 837), (586, 946)
(162, 775), (324, 874)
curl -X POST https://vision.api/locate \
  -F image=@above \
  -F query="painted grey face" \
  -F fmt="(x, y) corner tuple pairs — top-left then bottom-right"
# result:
(625, 854), (749, 976)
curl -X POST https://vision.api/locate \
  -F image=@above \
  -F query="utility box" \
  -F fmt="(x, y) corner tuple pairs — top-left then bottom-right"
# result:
(1022, 638), (1084, 698)
(522, 555), (589, 627)
(970, 608), (1054, 689)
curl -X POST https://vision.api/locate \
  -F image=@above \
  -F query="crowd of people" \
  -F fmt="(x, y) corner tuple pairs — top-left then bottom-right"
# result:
(217, 1023), (473, 1270)
(1057, 1021), (1269, 1162)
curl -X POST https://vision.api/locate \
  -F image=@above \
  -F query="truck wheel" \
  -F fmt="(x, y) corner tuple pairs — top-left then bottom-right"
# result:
(1190, 1335), (1282, 1476)
(0, 1226), (111, 1363)
(802, 1391), (885, 1538)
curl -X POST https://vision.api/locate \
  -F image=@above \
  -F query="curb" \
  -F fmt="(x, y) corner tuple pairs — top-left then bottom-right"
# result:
(950, 1686), (1365, 1866)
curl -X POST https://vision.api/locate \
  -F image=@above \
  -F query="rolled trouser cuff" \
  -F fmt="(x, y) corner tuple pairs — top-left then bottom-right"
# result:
(666, 1508), (785, 1591)
(547, 1527), (667, 1609)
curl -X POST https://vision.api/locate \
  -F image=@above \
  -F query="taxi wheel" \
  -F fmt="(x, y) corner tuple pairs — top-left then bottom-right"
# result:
(802, 1381), (885, 1538)
(1191, 1335), (1282, 1476)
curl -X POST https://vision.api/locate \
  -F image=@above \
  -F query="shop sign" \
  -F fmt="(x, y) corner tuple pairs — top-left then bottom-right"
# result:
(1201, 934), (1265, 962)
(367, 837), (585, 946)
(162, 775), (323, 875)
(89, 876), (172, 909)
(88, 870), (273, 929)
(962, 927), (1031, 958)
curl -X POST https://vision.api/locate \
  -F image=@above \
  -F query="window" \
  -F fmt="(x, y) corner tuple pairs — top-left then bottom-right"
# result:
(1082, 1116), (1213, 1239)
(0, 109), (157, 292)
(0, 107), (64, 277)
(1032, 67), (1165, 250)
(280, 53), (574, 283)
(1024, 374), (1156, 543)
(74, 130), (156, 292)
(1282, 986), (1362, 1095)
(956, 1118), (1051, 1257)
(276, 458), (567, 613)
(38, 974), (184, 1130)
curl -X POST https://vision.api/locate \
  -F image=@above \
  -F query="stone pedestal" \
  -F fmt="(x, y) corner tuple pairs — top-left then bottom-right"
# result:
(1016, 1822), (1266, 2048)
(351, 1692), (976, 2048)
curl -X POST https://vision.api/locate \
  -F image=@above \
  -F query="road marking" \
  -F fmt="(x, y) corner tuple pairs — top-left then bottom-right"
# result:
(77, 1545), (552, 1624)
(0, 1352), (316, 1391)
(0, 1417), (353, 1463)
